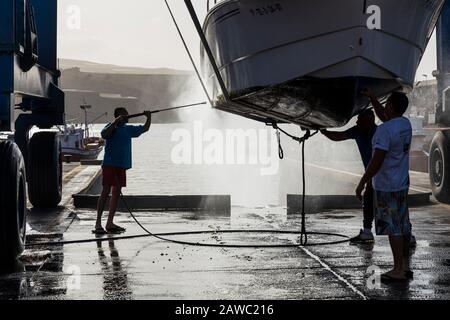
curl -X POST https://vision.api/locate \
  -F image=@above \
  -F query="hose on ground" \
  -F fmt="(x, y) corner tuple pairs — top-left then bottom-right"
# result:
(26, 230), (350, 248)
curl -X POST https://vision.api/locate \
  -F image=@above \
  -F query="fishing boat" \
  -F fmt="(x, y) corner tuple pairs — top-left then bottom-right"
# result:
(60, 104), (105, 162)
(200, 0), (445, 128)
(60, 125), (104, 162)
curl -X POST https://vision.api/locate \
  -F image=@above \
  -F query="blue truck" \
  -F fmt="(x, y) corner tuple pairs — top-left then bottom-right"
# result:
(0, 0), (64, 264)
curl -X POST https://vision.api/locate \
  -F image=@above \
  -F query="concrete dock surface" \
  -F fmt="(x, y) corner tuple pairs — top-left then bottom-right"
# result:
(1, 163), (450, 300)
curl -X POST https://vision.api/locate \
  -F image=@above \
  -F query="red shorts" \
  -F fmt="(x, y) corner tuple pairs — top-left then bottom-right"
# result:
(102, 166), (127, 187)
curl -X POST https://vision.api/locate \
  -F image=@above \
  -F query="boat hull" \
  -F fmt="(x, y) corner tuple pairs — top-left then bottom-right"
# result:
(202, 0), (444, 128)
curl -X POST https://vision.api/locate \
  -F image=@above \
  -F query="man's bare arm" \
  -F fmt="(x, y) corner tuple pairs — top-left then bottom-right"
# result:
(102, 116), (124, 139)
(355, 149), (387, 200)
(369, 95), (388, 123)
(143, 111), (152, 133)
(361, 89), (388, 123)
(320, 129), (350, 142)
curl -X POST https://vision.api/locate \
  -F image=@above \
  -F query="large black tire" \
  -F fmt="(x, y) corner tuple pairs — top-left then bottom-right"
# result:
(429, 131), (450, 203)
(0, 141), (27, 265)
(28, 132), (62, 208)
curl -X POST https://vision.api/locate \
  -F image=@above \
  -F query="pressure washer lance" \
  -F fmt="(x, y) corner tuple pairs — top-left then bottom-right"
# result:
(125, 101), (207, 119)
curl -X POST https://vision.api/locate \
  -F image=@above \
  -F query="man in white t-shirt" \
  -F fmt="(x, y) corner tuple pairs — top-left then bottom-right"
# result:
(356, 91), (413, 282)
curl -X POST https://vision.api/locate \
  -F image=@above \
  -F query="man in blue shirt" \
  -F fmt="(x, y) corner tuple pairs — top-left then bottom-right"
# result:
(321, 109), (378, 244)
(94, 107), (152, 234)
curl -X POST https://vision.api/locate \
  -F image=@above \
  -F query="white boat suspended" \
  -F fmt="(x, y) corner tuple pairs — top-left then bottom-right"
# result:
(195, 0), (444, 128)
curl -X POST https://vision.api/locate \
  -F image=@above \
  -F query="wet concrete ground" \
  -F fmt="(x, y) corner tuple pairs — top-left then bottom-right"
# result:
(1, 164), (450, 300)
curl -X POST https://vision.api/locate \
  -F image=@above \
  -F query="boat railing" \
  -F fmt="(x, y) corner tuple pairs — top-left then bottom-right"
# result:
(207, 0), (227, 11)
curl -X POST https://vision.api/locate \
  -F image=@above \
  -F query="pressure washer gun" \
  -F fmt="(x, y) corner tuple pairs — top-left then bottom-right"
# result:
(125, 102), (207, 120)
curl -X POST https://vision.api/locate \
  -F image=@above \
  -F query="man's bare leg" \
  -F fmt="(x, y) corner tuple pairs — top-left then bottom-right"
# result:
(403, 233), (412, 271)
(106, 186), (122, 230)
(95, 186), (111, 229)
(385, 235), (406, 278)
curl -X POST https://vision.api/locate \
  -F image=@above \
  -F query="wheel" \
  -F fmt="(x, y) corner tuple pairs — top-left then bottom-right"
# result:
(429, 131), (450, 203)
(28, 132), (62, 208)
(0, 141), (27, 265)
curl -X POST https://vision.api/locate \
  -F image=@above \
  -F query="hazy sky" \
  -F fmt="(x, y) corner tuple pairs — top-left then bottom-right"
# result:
(58, 0), (207, 70)
(58, 0), (437, 80)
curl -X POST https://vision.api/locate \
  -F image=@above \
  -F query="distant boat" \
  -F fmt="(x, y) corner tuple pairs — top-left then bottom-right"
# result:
(201, 0), (444, 128)
(60, 104), (105, 162)
(60, 125), (104, 162)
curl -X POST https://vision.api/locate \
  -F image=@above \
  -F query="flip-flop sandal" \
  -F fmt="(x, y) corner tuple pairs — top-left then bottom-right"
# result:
(106, 226), (126, 234)
(381, 272), (407, 282)
(92, 227), (107, 235)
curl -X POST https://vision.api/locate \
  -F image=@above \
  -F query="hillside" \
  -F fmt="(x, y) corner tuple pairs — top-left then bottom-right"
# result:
(59, 59), (192, 76)
(59, 59), (198, 124)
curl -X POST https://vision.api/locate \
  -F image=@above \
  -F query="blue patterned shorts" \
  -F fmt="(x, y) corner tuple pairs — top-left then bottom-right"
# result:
(374, 189), (412, 236)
